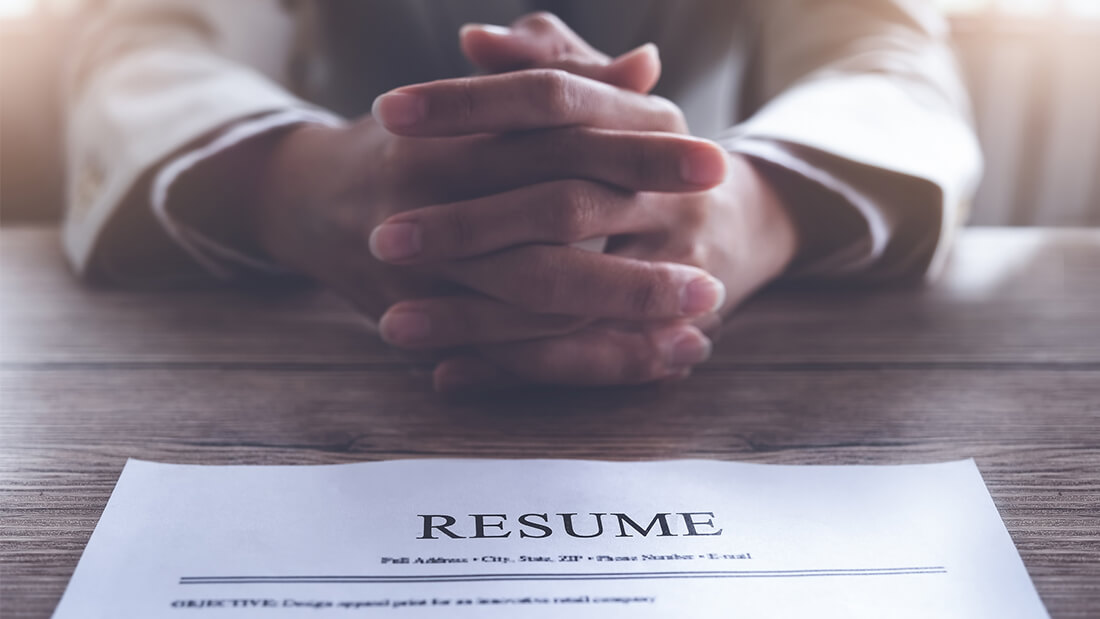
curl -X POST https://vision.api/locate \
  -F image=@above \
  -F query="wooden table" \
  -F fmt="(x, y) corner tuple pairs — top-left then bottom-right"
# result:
(1, 226), (1098, 617)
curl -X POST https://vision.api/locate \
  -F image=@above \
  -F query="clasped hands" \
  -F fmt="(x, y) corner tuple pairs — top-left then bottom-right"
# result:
(255, 14), (799, 392)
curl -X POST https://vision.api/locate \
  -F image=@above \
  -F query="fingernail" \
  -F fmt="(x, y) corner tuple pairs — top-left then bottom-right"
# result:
(662, 328), (713, 367)
(380, 311), (432, 345)
(619, 42), (659, 62)
(369, 222), (421, 261)
(460, 23), (512, 37)
(680, 275), (726, 316)
(372, 92), (426, 128)
(680, 146), (727, 186)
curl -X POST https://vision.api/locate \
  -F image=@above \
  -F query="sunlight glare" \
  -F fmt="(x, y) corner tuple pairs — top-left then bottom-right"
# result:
(1066, 0), (1100, 18)
(0, 0), (35, 20)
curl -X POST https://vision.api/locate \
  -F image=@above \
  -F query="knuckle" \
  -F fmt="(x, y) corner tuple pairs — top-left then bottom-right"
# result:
(547, 181), (599, 242)
(531, 69), (580, 120)
(518, 11), (562, 32)
(651, 96), (688, 132)
(454, 78), (478, 125)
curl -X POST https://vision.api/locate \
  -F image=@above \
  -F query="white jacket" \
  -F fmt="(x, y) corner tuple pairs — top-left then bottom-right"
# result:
(64, 0), (982, 283)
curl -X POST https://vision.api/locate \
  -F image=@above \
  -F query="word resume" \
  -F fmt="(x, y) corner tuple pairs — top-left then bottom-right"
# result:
(53, 459), (1048, 618)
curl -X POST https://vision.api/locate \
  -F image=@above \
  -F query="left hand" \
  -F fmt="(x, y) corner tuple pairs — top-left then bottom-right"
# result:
(385, 146), (799, 389)
(377, 14), (801, 390)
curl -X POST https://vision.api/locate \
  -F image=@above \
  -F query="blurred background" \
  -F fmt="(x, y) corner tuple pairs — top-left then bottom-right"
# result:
(1, 0), (1098, 225)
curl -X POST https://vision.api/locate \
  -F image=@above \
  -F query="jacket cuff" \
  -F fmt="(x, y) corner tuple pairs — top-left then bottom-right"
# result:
(727, 138), (891, 279)
(149, 109), (345, 280)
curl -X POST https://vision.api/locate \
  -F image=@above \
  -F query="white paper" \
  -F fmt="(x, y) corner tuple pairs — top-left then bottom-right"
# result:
(54, 459), (1048, 618)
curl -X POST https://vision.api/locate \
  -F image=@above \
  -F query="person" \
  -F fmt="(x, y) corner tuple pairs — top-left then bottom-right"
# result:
(63, 0), (982, 391)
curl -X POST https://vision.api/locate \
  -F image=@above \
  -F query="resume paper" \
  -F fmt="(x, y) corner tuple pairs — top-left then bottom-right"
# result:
(53, 459), (1047, 618)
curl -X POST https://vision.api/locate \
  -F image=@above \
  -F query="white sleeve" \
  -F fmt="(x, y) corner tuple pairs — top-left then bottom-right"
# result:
(149, 109), (346, 279)
(719, 0), (982, 281)
(726, 137), (892, 278)
(63, 0), (313, 279)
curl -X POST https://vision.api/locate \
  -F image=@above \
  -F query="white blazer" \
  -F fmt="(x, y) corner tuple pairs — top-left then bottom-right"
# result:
(64, 0), (982, 283)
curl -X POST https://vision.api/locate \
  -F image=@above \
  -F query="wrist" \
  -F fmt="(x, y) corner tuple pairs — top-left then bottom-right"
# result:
(729, 154), (801, 282)
(743, 156), (868, 276)
(252, 123), (363, 272)
(160, 127), (293, 268)
(250, 118), (396, 315)
(253, 124), (325, 257)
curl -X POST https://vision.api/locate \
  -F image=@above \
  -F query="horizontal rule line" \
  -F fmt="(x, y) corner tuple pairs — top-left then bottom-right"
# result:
(181, 567), (947, 585)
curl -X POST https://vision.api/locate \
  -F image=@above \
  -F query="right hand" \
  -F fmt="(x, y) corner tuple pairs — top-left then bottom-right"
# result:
(399, 13), (749, 391)
(251, 69), (728, 354)
(460, 12), (663, 94)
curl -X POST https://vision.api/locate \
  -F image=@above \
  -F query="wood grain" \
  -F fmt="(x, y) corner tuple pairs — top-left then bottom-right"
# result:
(1, 226), (1099, 617)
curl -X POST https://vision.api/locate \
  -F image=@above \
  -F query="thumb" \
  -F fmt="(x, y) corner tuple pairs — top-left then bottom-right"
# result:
(601, 43), (662, 94)
(460, 18), (661, 93)
(461, 12), (607, 71)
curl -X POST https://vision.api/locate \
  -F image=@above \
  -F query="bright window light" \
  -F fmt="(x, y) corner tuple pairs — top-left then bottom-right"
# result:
(937, 0), (996, 13)
(940, 0), (1100, 18)
(1066, 0), (1100, 18)
(999, 0), (1054, 15)
(0, 0), (36, 19)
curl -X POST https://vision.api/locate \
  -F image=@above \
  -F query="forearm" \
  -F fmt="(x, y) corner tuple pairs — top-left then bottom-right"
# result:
(63, 0), (312, 282)
(722, 0), (982, 281)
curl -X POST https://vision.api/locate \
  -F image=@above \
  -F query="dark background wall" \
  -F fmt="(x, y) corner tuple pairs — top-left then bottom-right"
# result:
(1, 5), (1098, 225)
